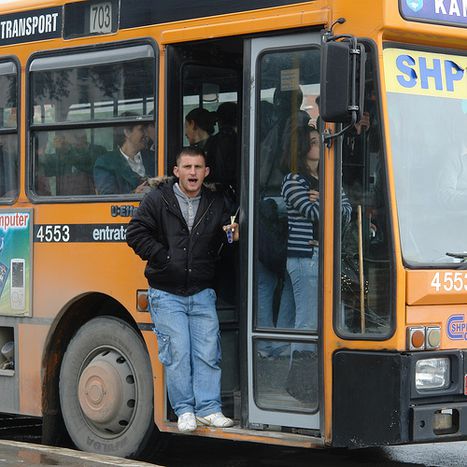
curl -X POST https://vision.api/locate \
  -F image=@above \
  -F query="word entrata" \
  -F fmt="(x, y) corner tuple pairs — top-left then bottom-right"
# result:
(92, 225), (127, 241)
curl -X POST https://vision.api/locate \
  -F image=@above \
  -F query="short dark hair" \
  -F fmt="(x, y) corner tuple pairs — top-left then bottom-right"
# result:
(176, 146), (206, 165)
(114, 112), (142, 147)
(185, 108), (216, 135)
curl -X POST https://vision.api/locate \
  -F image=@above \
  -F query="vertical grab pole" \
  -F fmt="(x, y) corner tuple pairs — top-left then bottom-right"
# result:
(357, 205), (365, 333)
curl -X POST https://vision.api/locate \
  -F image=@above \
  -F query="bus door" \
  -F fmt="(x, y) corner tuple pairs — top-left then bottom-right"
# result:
(245, 33), (322, 430)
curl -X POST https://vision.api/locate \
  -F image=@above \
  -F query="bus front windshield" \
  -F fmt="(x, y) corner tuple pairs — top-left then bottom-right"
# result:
(385, 47), (467, 266)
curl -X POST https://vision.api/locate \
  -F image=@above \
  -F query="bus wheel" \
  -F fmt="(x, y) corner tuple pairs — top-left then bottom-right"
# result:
(59, 316), (156, 458)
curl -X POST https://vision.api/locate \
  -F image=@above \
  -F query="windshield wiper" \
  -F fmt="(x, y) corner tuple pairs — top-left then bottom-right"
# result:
(446, 252), (467, 269)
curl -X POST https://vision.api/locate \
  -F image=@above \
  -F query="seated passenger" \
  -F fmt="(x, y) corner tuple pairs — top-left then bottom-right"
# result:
(94, 114), (154, 195)
(39, 130), (106, 196)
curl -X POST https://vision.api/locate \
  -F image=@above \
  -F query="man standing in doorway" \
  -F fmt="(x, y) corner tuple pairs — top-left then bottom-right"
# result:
(126, 146), (238, 432)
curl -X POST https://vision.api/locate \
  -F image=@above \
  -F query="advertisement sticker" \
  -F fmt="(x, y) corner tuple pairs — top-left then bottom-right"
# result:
(0, 209), (32, 316)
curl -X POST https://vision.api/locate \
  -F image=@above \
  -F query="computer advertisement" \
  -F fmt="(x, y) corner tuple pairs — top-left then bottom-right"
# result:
(0, 209), (32, 316)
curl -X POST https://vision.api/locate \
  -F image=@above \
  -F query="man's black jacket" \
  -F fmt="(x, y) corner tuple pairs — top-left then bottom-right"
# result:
(126, 178), (231, 296)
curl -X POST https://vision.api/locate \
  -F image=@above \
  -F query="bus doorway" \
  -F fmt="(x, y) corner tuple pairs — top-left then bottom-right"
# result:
(166, 37), (243, 423)
(166, 31), (323, 433)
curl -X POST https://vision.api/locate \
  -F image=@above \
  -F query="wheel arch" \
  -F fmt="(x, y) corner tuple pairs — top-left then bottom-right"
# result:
(41, 292), (143, 446)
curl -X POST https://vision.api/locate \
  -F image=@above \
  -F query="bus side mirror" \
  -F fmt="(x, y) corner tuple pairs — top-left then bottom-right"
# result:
(320, 40), (366, 124)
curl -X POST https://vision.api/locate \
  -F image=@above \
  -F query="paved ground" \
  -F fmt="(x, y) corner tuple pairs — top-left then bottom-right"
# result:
(0, 440), (160, 466)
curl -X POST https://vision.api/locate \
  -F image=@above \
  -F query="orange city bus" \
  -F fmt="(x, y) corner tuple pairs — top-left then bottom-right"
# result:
(0, 0), (466, 459)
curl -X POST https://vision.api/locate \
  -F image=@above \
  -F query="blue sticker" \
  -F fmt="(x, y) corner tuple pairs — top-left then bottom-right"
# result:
(406, 0), (423, 13)
(447, 314), (467, 340)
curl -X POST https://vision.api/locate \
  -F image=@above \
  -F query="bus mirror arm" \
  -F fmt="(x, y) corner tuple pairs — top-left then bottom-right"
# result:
(319, 30), (366, 146)
(322, 113), (357, 148)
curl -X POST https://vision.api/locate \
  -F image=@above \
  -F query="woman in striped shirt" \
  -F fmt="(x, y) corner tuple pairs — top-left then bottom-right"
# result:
(281, 126), (351, 333)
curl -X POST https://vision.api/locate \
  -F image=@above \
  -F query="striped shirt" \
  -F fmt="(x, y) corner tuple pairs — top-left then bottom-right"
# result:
(281, 173), (352, 257)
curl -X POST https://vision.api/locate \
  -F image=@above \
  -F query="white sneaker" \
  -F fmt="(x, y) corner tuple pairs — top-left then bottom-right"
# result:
(177, 412), (197, 432)
(196, 412), (234, 428)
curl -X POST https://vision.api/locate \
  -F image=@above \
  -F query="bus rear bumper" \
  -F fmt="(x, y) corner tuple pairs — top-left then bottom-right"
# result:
(412, 402), (467, 442)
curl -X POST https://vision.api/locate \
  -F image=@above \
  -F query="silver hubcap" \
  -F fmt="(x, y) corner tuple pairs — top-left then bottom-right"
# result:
(78, 350), (136, 435)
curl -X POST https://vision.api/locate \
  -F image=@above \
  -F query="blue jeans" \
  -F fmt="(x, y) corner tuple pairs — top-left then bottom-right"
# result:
(148, 287), (222, 417)
(256, 261), (295, 356)
(287, 252), (318, 333)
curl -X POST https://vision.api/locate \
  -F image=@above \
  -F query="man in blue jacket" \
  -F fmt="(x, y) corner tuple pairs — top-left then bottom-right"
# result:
(126, 146), (238, 432)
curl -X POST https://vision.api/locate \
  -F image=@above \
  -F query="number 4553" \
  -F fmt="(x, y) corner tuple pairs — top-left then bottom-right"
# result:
(431, 271), (467, 292)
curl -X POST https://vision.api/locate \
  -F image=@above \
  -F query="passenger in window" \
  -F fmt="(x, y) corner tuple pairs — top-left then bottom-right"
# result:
(126, 146), (238, 433)
(184, 108), (216, 155)
(281, 125), (351, 333)
(207, 102), (238, 195)
(94, 113), (154, 195)
(256, 87), (308, 357)
(56, 131), (100, 195)
(38, 130), (106, 196)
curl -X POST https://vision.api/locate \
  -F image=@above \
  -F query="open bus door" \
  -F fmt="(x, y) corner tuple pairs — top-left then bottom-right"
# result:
(167, 31), (324, 433)
(244, 33), (322, 431)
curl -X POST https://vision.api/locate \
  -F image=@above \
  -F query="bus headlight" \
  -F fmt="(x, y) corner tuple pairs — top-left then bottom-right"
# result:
(415, 358), (450, 390)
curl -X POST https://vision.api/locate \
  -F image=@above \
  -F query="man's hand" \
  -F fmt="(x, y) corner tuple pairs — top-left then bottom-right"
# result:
(223, 222), (239, 242)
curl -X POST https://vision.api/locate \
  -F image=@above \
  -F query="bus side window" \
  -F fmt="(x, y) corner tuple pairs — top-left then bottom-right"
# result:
(30, 45), (156, 198)
(0, 63), (18, 202)
(339, 45), (393, 337)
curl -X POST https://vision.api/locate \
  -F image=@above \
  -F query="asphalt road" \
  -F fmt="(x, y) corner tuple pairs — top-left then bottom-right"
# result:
(148, 435), (467, 467)
(1, 414), (465, 466)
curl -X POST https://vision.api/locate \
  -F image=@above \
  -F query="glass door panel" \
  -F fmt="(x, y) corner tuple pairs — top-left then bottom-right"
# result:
(246, 33), (322, 430)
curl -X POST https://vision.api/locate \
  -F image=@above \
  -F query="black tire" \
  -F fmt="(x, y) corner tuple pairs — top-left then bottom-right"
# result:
(59, 316), (157, 458)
